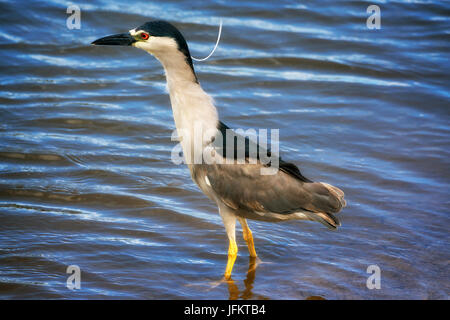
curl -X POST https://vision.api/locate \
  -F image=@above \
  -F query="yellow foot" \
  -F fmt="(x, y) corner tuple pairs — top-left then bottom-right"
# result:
(224, 239), (238, 280)
(246, 234), (257, 258)
(240, 218), (258, 258)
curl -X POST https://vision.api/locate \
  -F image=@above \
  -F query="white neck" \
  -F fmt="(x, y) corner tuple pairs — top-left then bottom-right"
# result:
(153, 48), (219, 164)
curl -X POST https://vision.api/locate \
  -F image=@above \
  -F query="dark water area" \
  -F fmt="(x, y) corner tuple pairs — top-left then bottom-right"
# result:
(0, 0), (449, 299)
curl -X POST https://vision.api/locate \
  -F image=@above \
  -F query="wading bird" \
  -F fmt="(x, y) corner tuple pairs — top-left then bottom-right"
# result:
(92, 20), (346, 279)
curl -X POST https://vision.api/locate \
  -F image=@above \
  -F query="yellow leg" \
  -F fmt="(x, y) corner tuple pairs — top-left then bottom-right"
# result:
(239, 218), (257, 258)
(224, 238), (238, 280)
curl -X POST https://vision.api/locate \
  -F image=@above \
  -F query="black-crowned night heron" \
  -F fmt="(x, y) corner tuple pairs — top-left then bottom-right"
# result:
(92, 20), (346, 279)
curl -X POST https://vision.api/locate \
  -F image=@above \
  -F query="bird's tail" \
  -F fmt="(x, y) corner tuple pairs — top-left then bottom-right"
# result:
(320, 182), (347, 209)
(304, 210), (341, 230)
(302, 182), (347, 230)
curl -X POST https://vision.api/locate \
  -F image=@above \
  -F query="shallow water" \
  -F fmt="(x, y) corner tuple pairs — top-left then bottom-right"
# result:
(0, 0), (449, 299)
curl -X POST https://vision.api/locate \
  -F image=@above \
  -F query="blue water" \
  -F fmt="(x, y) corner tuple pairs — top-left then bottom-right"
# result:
(0, 0), (449, 299)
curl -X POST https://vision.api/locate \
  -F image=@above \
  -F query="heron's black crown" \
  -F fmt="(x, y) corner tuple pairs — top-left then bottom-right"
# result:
(137, 20), (196, 79)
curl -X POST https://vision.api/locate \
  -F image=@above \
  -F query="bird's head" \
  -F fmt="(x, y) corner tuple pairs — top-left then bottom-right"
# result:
(92, 20), (197, 82)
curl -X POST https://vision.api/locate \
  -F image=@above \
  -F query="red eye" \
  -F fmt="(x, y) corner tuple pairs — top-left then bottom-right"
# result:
(141, 33), (149, 40)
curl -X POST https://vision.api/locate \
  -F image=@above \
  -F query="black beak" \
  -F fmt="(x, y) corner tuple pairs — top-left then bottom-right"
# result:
(91, 33), (135, 46)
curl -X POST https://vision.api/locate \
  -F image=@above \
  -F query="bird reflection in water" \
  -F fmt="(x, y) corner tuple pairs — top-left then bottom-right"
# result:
(225, 257), (259, 300)
(224, 258), (325, 300)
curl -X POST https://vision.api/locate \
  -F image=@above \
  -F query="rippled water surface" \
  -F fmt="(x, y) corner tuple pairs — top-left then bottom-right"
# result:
(0, 0), (449, 299)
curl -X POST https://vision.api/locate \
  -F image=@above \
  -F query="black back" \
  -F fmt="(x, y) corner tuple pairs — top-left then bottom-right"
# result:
(215, 121), (312, 183)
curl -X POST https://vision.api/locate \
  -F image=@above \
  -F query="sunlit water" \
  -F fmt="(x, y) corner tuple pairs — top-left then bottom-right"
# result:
(0, 0), (449, 299)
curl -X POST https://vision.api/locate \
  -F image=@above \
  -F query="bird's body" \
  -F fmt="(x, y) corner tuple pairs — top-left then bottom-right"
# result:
(92, 20), (346, 279)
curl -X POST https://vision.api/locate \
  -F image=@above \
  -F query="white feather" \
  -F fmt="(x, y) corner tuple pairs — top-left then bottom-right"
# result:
(135, 37), (219, 164)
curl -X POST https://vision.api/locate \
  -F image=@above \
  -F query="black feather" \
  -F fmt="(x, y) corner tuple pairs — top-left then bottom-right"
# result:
(215, 121), (311, 182)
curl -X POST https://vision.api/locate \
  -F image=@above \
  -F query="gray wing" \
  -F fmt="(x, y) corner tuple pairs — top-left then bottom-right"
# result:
(205, 162), (344, 211)
(203, 121), (346, 228)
